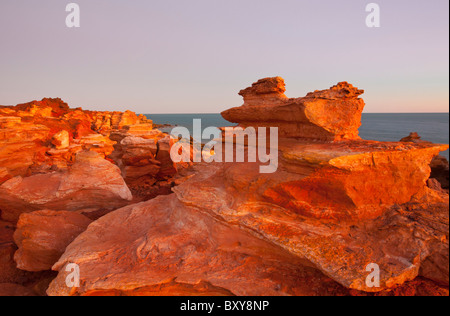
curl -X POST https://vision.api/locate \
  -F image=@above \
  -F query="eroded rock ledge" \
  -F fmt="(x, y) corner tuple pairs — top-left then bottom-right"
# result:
(222, 78), (366, 141)
(42, 78), (449, 296)
(0, 98), (187, 221)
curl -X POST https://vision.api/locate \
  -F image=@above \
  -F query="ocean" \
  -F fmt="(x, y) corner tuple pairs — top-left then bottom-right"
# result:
(145, 113), (449, 159)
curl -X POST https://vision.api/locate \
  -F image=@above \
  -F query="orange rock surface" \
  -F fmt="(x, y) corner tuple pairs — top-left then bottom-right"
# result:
(14, 211), (92, 272)
(222, 78), (365, 141)
(400, 133), (449, 190)
(47, 196), (350, 296)
(45, 78), (449, 296)
(0, 151), (132, 222)
(0, 98), (154, 183)
(1, 79), (449, 296)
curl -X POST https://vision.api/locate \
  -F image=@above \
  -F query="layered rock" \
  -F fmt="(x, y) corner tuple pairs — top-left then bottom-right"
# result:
(13, 211), (92, 272)
(222, 78), (365, 141)
(0, 97), (190, 215)
(108, 134), (180, 200)
(1, 98), (196, 294)
(47, 78), (449, 296)
(400, 132), (449, 190)
(119, 136), (160, 181)
(0, 151), (132, 222)
(0, 116), (51, 180)
(430, 155), (449, 190)
(51, 131), (70, 150)
(91, 110), (152, 135)
(172, 160), (448, 292)
(0, 220), (56, 291)
(0, 98), (153, 183)
(47, 195), (349, 296)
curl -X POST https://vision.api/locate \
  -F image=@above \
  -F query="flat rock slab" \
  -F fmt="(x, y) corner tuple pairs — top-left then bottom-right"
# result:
(47, 195), (349, 296)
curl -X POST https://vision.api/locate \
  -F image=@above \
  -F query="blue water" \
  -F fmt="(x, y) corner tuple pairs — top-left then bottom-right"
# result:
(146, 113), (449, 159)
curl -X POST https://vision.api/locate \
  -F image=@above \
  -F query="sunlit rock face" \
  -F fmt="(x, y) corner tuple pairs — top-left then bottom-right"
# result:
(0, 97), (185, 209)
(222, 78), (365, 141)
(0, 98), (152, 183)
(13, 210), (92, 272)
(46, 78), (449, 296)
(1, 98), (206, 295)
(47, 195), (350, 297)
(0, 151), (132, 222)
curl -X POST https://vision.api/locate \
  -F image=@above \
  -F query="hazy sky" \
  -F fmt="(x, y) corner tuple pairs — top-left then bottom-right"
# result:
(0, 0), (448, 113)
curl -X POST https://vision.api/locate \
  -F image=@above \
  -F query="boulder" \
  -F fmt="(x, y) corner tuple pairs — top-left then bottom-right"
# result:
(119, 136), (160, 180)
(51, 130), (70, 150)
(47, 195), (349, 296)
(400, 132), (431, 144)
(14, 210), (93, 272)
(0, 151), (132, 222)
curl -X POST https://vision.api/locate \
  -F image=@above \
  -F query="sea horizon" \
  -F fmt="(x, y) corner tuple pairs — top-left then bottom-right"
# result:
(146, 113), (449, 159)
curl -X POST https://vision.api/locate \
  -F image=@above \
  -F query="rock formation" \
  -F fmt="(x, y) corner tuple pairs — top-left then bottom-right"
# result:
(0, 98), (187, 219)
(0, 97), (195, 295)
(47, 195), (350, 296)
(400, 132), (449, 190)
(222, 78), (365, 141)
(14, 211), (92, 272)
(0, 220), (56, 295)
(0, 151), (132, 222)
(1, 80), (448, 296)
(44, 78), (449, 296)
(430, 155), (449, 190)
(0, 98), (154, 183)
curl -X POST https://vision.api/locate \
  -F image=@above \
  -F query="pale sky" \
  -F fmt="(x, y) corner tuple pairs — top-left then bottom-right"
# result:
(0, 0), (448, 113)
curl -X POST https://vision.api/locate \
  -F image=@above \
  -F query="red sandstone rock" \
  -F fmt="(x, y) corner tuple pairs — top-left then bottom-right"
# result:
(155, 135), (178, 179)
(400, 133), (449, 190)
(0, 98), (152, 184)
(118, 136), (160, 180)
(0, 220), (56, 288)
(91, 110), (151, 134)
(0, 221), (18, 283)
(222, 78), (365, 141)
(47, 195), (349, 296)
(45, 78), (449, 295)
(107, 134), (186, 200)
(430, 155), (449, 190)
(400, 132), (431, 144)
(13, 210), (92, 272)
(239, 76), (289, 106)
(171, 155), (448, 292)
(0, 283), (36, 296)
(51, 130), (70, 150)
(0, 117), (51, 181)
(0, 151), (132, 222)
(3, 80), (449, 296)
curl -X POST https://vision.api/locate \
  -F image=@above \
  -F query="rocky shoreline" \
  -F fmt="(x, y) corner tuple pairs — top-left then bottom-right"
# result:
(0, 78), (449, 296)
